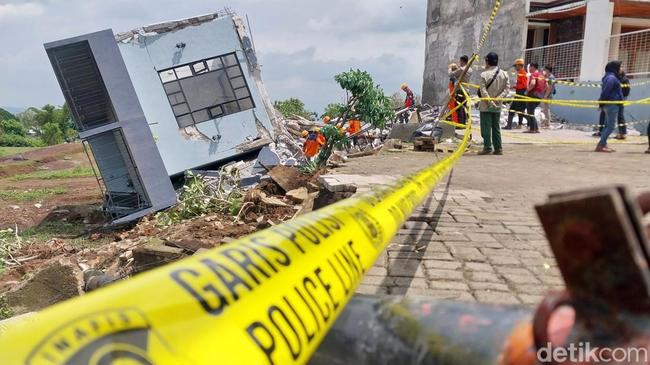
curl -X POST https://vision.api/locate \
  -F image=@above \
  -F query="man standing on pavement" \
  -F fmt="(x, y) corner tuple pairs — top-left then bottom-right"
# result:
(524, 62), (546, 133)
(541, 65), (556, 128)
(478, 52), (510, 155)
(596, 60), (623, 153)
(505, 59), (528, 130)
(449, 55), (474, 125)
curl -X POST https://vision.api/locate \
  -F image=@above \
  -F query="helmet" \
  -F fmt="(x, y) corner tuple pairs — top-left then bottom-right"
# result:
(323, 116), (331, 124)
(301, 130), (309, 138)
(514, 58), (525, 67)
(400, 83), (409, 90)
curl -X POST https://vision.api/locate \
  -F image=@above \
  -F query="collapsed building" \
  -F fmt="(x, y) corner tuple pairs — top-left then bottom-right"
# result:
(44, 11), (280, 224)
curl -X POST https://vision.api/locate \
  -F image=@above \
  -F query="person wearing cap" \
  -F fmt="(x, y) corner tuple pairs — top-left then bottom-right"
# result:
(347, 118), (362, 146)
(323, 115), (331, 124)
(478, 52), (510, 155)
(399, 83), (416, 123)
(505, 59), (528, 130)
(448, 55), (473, 125)
(302, 127), (326, 159)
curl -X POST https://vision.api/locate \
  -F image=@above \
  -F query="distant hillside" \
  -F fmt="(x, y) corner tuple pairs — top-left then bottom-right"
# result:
(0, 108), (16, 121)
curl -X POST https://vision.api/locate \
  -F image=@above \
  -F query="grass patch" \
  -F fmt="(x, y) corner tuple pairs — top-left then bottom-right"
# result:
(10, 166), (94, 182)
(0, 188), (66, 202)
(0, 147), (37, 158)
(0, 296), (12, 320)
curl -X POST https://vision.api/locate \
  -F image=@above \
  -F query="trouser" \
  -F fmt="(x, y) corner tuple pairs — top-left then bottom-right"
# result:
(647, 121), (650, 147)
(506, 90), (526, 127)
(599, 105), (619, 147)
(480, 111), (502, 152)
(399, 110), (410, 123)
(542, 98), (551, 125)
(598, 107), (627, 135)
(525, 100), (541, 131)
(455, 90), (467, 125)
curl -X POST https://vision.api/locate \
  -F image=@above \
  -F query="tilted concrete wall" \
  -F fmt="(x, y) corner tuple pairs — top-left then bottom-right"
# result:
(422, 0), (528, 105)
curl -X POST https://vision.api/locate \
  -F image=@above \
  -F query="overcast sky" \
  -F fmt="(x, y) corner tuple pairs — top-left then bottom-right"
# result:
(0, 0), (426, 114)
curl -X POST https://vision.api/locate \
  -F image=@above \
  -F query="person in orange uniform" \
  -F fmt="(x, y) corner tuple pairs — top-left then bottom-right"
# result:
(302, 128), (326, 159)
(505, 59), (528, 130)
(347, 118), (361, 146)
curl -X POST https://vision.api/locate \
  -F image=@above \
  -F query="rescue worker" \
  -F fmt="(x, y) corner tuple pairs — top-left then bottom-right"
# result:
(505, 59), (528, 130)
(347, 118), (362, 146)
(448, 55), (473, 125)
(399, 83), (416, 123)
(302, 128), (326, 158)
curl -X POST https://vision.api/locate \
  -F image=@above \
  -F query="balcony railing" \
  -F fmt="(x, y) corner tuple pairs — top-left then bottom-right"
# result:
(524, 39), (584, 80)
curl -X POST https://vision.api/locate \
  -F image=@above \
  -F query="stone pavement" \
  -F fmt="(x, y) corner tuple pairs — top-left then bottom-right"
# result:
(322, 174), (565, 306)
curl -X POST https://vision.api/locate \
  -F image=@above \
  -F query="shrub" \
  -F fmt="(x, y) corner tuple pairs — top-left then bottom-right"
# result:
(41, 122), (64, 146)
(0, 134), (43, 147)
(0, 119), (26, 137)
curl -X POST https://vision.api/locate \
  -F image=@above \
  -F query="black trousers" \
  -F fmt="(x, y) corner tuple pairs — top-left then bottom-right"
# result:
(506, 90), (527, 127)
(455, 90), (467, 125)
(525, 101), (540, 131)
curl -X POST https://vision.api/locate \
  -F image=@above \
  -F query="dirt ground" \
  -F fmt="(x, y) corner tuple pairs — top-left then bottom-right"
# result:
(0, 143), (101, 230)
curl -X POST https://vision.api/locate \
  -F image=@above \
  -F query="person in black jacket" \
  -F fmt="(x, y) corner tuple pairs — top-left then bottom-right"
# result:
(616, 70), (631, 140)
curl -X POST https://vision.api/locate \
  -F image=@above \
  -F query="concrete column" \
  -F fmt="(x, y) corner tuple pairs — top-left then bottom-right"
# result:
(579, 0), (614, 81)
(609, 19), (622, 63)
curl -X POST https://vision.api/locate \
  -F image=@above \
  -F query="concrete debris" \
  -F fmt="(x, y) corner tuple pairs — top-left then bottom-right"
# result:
(132, 238), (184, 274)
(259, 192), (289, 207)
(252, 146), (281, 175)
(286, 187), (309, 203)
(268, 166), (307, 193)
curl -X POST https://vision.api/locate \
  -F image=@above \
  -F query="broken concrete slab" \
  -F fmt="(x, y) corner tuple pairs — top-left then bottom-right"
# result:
(286, 187), (309, 203)
(132, 238), (185, 273)
(268, 166), (305, 192)
(388, 124), (421, 142)
(252, 146), (281, 175)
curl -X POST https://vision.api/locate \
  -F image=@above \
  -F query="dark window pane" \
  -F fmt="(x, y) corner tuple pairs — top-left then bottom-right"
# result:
(231, 76), (246, 89)
(168, 93), (186, 105)
(207, 58), (223, 71)
(192, 110), (210, 123)
(177, 114), (194, 128)
(210, 106), (223, 117)
(238, 98), (254, 110)
(224, 54), (238, 66)
(193, 62), (207, 74)
(175, 65), (192, 79)
(235, 88), (250, 100)
(160, 70), (176, 83)
(164, 81), (181, 94)
(173, 103), (190, 116)
(223, 101), (240, 115)
(227, 66), (242, 78)
(179, 69), (236, 111)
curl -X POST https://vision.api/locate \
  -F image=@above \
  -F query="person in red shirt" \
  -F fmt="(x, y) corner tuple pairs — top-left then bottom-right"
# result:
(524, 62), (547, 133)
(505, 59), (528, 129)
(399, 83), (416, 123)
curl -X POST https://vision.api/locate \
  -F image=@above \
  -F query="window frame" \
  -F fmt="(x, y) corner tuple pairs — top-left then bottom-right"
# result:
(158, 52), (256, 128)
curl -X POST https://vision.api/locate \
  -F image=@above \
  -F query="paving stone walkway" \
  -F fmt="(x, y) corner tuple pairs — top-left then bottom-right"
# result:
(343, 177), (564, 306)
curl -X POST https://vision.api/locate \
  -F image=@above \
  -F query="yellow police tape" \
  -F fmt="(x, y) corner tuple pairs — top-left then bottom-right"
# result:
(0, 133), (472, 365)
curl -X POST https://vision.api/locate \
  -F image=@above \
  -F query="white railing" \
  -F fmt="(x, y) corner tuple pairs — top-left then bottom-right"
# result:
(524, 39), (584, 80)
(609, 28), (650, 77)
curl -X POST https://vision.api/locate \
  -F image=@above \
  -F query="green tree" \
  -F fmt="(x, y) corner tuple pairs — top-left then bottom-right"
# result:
(314, 69), (393, 167)
(274, 98), (312, 119)
(41, 122), (64, 146)
(16, 108), (40, 130)
(0, 108), (15, 122)
(322, 103), (346, 119)
(0, 119), (27, 137)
